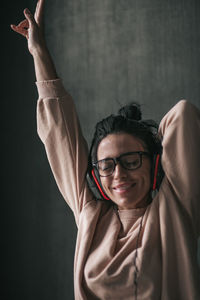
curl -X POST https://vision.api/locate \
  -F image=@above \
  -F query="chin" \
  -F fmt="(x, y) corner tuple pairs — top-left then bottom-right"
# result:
(112, 193), (150, 209)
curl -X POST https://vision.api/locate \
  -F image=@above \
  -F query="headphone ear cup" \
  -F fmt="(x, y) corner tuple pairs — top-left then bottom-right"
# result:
(86, 168), (110, 201)
(86, 170), (103, 200)
(151, 154), (164, 191)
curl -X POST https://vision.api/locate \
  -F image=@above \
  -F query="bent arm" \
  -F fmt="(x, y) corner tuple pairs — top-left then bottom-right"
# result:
(159, 100), (200, 235)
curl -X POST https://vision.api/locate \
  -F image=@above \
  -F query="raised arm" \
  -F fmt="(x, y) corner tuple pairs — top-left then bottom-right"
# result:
(11, 0), (57, 81)
(11, 1), (93, 225)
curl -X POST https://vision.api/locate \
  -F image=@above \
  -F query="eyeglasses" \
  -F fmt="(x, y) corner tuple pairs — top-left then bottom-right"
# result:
(93, 151), (149, 177)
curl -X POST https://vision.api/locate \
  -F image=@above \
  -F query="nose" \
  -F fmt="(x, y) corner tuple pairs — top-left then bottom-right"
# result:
(113, 163), (128, 179)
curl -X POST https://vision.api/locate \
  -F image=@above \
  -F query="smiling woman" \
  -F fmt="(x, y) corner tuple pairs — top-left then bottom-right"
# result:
(96, 133), (152, 210)
(11, 1), (200, 299)
(87, 102), (164, 209)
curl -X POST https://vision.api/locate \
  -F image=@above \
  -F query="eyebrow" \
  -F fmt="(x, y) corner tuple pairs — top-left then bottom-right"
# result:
(96, 151), (149, 163)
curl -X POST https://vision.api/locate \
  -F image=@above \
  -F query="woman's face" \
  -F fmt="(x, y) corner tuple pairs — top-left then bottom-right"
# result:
(97, 133), (151, 210)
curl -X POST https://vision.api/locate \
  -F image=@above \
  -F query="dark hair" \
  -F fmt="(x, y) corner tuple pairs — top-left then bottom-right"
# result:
(89, 102), (162, 165)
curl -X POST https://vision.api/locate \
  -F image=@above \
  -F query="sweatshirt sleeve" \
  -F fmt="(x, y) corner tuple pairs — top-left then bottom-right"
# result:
(159, 100), (200, 236)
(36, 79), (93, 225)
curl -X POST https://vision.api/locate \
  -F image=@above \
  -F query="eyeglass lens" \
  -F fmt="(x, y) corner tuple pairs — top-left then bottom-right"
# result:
(97, 153), (142, 176)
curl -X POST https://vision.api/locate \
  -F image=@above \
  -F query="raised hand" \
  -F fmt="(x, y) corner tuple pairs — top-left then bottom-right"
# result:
(11, 0), (46, 56)
(11, 0), (57, 80)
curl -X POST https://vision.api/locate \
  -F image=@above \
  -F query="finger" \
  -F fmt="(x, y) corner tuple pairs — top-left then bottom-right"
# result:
(34, 0), (45, 26)
(11, 20), (29, 32)
(34, 0), (40, 21)
(10, 24), (17, 30)
(23, 8), (37, 27)
(10, 24), (28, 38)
(18, 19), (29, 28)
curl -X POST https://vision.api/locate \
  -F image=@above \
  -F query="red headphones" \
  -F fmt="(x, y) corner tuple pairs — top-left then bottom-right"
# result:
(91, 169), (110, 200)
(87, 153), (164, 201)
(152, 154), (162, 191)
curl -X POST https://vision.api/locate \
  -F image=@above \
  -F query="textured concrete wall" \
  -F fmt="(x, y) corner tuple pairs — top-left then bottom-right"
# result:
(4, 1), (200, 299)
(46, 0), (200, 144)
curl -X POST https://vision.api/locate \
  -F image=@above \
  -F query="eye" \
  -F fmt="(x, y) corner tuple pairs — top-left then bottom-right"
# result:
(122, 155), (140, 169)
(124, 160), (139, 167)
(98, 160), (113, 171)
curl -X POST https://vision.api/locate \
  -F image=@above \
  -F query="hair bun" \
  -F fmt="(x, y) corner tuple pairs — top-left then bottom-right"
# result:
(118, 102), (142, 121)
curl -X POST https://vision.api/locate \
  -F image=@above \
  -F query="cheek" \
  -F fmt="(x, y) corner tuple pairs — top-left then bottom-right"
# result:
(137, 168), (151, 188)
(145, 172), (151, 188)
(142, 161), (151, 182)
(100, 177), (113, 195)
(145, 171), (152, 190)
(100, 177), (109, 189)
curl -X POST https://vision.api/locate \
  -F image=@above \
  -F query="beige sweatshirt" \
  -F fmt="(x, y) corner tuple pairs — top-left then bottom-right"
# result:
(36, 79), (200, 300)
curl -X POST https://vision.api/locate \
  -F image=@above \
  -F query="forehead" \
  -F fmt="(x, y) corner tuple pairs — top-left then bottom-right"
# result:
(97, 133), (146, 160)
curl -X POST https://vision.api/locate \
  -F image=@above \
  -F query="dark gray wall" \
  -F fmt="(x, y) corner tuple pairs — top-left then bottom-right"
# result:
(46, 0), (200, 144)
(3, 0), (200, 299)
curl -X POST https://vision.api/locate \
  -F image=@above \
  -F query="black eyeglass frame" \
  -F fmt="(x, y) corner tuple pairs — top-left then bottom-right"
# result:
(93, 151), (150, 177)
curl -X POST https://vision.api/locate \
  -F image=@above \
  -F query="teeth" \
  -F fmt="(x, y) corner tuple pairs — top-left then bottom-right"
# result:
(114, 185), (130, 191)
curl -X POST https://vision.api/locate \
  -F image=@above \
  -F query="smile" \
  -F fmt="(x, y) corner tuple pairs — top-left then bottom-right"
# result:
(113, 183), (136, 194)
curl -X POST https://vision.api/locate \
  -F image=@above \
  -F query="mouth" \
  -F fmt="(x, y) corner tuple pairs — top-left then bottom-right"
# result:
(112, 183), (136, 194)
